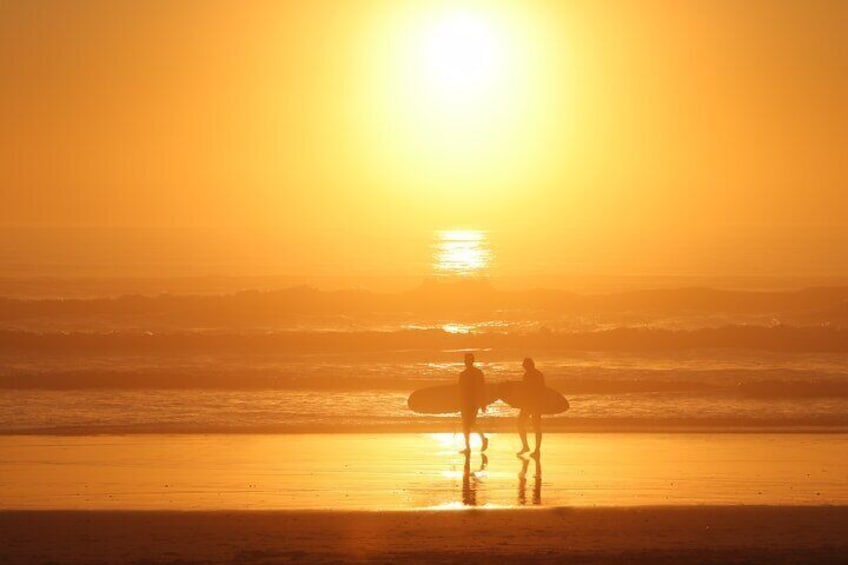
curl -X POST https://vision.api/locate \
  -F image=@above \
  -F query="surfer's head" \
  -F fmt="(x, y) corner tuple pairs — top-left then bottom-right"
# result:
(464, 352), (475, 367)
(523, 357), (535, 370)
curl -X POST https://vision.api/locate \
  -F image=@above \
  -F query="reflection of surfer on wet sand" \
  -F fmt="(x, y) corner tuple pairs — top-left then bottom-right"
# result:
(518, 454), (542, 506)
(462, 452), (488, 506)
(459, 353), (489, 454)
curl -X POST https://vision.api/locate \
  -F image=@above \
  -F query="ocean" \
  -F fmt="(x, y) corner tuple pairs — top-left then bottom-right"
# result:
(2, 283), (848, 434)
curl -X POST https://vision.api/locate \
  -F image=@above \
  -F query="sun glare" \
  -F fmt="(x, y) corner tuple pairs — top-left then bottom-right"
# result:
(356, 3), (566, 200)
(419, 11), (502, 104)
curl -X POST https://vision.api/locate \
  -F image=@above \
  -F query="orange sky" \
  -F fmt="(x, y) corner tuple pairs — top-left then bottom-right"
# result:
(1, 0), (845, 279)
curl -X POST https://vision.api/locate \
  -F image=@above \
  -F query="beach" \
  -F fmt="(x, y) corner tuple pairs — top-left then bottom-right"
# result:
(3, 506), (848, 564)
(5, 0), (847, 560)
(3, 433), (848, 510)
(2, 432), (848, 562)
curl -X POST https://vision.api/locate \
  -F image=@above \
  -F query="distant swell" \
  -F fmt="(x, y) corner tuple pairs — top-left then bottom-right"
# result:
(1, 325), (847, 355)
(2, 373), (848, 399)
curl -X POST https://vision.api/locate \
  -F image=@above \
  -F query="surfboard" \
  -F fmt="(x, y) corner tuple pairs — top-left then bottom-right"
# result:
(497, 381), (570, 415)
(407, 384), (501, 414)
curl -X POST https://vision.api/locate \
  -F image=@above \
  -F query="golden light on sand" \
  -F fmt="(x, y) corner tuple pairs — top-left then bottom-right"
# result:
(433, 229), (492, 276)
(430, 432), (487, 452)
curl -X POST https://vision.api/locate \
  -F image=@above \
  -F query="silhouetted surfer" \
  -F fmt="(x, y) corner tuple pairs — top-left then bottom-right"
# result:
(517, 357), (544, 457)
(459, 353), (488, 454)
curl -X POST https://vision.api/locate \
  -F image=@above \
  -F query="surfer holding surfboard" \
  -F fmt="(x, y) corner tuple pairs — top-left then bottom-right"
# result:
(407, 357), (568, 455)
(517, 357), (545, 458)
(459, 353), (489, 454)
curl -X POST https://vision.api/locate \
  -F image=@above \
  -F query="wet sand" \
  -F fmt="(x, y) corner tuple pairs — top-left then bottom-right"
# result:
(2, 433), (847, 509)
(2, 433), (847, 562)
(2, 507), (848, 563)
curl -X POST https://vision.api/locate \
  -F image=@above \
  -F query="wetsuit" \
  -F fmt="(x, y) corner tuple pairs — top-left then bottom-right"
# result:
(523, 367), (545, 413)
(518, 366), (546, 454)
(459, 366), (485, 430)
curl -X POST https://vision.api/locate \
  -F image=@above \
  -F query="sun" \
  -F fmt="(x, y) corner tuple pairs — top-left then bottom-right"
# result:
(354, 3), (566, 199)
(418, 11), (503, 104)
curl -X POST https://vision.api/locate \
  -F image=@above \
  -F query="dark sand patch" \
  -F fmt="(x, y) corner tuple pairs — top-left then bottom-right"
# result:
(2, 506), (847, 564)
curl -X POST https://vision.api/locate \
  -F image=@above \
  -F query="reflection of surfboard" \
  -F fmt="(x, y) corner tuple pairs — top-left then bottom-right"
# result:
(407, 384), (500, 414)
(498, 382), (569, 415)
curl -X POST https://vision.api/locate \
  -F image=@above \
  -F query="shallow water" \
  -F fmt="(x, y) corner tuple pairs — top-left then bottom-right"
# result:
(4, 348), (848, 433)
(4, 388), (848, 434)
(3, 309), (848, 434)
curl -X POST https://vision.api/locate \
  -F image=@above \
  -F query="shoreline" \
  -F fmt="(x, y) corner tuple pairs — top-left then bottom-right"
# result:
(2, 506), (847, 563)
(4, 422), (848, 435)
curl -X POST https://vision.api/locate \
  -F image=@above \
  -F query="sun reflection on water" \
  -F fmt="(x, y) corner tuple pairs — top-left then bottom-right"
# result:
(441, 323), (472, 334)
(433, 229), (492, 276)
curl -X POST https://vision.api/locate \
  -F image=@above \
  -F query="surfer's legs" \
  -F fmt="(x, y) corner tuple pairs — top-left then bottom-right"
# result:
(476, 407), (488, 451)
(462, 409), (488, 452)
(461, 432), (471, 454)
(461, 425), (471, 454)
(517, 409), (530, 454)
(461, 407), (476, 453)
(531, 412), (542, 457)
